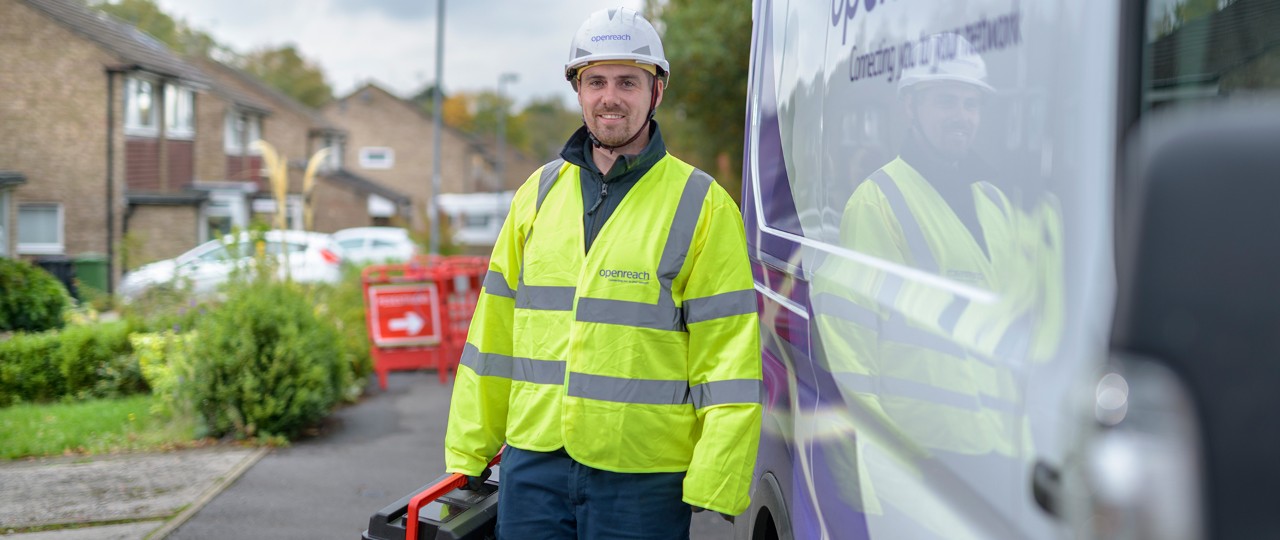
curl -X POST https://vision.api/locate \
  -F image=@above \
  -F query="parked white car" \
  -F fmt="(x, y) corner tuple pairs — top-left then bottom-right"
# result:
(331, 227), (418, 265)
(118, 230), (345, 302)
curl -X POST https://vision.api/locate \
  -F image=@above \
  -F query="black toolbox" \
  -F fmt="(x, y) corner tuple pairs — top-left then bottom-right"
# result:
(362, 467), (500, 540)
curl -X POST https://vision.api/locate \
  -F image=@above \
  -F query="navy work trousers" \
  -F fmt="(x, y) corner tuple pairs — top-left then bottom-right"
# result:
(496, 445), (693, 540)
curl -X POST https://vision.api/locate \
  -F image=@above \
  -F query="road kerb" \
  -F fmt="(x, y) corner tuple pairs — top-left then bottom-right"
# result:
(146, 446), (270, 540)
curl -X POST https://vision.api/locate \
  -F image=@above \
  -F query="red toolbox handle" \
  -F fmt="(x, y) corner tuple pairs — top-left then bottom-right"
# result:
(405, 449), (503, 540)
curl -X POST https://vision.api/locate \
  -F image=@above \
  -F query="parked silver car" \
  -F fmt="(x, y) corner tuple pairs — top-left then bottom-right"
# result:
(118, 230), (344, 302)
(331, 227), (418, 266)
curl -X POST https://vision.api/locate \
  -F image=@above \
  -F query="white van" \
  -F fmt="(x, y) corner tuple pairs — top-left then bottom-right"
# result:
(740, 0), (1280, 538)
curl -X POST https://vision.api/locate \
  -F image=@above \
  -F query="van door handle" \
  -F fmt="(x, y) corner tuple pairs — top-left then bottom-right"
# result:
(1032, 460), (1062, 518)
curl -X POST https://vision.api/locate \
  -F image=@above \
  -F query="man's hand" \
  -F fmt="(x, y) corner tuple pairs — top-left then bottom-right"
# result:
(459, 467), (492, 491)
(691, 506), (735, 524)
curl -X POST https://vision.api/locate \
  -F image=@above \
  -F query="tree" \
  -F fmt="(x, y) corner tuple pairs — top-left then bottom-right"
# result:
(237, 45), (334, 108)
(441, 92), (476, 132)
(92, 0), (219, 56)
(512, 96), (581, 161)
(651, 0), (752, 202)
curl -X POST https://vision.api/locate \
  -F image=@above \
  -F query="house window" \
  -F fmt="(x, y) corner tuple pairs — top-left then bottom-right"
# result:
(165, 85), (195, 139)
(200, 190), (248, 242)
(224, 111), (263, 155)
(125, 77), (159, 136)
(359, 147), (395, 170)
(323, 135), (345, 171)
(17, 203), (63, 255)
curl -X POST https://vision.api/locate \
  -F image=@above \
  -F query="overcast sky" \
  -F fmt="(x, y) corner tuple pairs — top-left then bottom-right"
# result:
(153, 0), (646, 108)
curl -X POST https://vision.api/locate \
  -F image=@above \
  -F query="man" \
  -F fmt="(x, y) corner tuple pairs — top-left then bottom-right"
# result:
(444, 7), (762, 539)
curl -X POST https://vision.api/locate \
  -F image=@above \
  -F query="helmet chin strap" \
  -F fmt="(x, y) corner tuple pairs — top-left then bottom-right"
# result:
(586, 77), (661, 155)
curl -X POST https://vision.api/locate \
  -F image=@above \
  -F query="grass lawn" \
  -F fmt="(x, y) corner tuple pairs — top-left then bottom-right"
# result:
(0, 395), (198, 460)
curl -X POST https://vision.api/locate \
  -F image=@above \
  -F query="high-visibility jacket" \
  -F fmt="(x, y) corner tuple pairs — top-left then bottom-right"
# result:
(445, 155), (763, 515)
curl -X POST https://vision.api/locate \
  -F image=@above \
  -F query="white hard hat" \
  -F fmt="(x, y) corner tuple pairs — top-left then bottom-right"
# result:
(565, 7), (669, 85)
(898, 34), (994, 94)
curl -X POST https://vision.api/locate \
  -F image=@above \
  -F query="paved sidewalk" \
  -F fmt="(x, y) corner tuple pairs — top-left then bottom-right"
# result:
(0, 446), (265, 539)
(0, 371), (732, 539)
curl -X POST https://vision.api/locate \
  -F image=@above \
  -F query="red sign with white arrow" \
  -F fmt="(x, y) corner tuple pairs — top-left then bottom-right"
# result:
(366, 283), (442, 347)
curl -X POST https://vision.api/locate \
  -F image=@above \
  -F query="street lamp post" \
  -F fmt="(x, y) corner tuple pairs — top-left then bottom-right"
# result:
(495, 72), (518, 227)
(429, 0), (446, 255)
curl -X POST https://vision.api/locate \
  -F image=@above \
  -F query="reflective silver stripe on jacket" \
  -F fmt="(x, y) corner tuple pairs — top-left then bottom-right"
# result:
(575, 298), (684, 331)
(691, 379), (765, 408)
(459, 343), (513, 378)
(575, 169), (713, 330)
(566, 372), (763, 408)
(483, 270), (515, 299)
(568, 372), (690, 405)
(684, 290), (756, 325)
(536, 159), (565, 212)
(516, 285), (575, 311)
(513, 357), (567, 385)
(459, 343), (566, 385)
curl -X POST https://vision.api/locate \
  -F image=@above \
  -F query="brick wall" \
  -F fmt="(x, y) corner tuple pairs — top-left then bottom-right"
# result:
(194, 93), (230, 183)
(0, 0), (122, 274)
(125, 204), (200, 267)
(324, 85), (482, 231)
(125, 138), (162, 190)
(167, 140), (194, 187)
(310, 179), (372, 233)
(226, 155), (264, 187)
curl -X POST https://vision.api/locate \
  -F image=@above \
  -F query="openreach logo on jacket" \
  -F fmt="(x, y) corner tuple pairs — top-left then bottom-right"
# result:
(598, 268), (651, 285)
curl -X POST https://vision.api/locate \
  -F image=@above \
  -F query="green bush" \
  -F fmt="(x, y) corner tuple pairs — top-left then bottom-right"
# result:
(0, 258), (71, 333)
(0, 331), (61, 406)
(132, 331), (197, 418)
(0, 320), (138, 406)
(310, 266), (373, 394)
(188, 278), (350, 440)
(117, 284), (205, 335)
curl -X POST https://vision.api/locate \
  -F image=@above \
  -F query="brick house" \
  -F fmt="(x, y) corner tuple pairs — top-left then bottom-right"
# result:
(323, 83), (540, 248)
(0, 0), (214, 290)
(188, 57), (411, 238)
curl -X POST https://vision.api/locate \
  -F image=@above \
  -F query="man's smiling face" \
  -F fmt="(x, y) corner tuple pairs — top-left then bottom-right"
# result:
(577, 63), (662, 150)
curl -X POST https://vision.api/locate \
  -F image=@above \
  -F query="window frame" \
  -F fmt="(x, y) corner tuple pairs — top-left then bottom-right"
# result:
(16, 203), (64, 255)
(224, 110), (264, 155)
(358, 146), (395, 170)
(323, 135), (345, 171)
(124, 76), (160, 137)
(165, 84), (196, 140)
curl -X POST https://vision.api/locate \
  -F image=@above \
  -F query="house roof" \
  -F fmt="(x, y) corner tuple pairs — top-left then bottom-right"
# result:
(321, 168), (412, 206)
(0, 171), (27, 187)
(1150, 0), (1280, 88)
(191, 56), (341, 132)
(21, 0), (208, 84)
(204, 75), (273, 116)
(332, 82), (528, 167)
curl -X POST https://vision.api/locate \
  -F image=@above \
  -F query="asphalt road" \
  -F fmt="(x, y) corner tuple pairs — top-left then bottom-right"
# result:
(167, 371), (735, 539)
